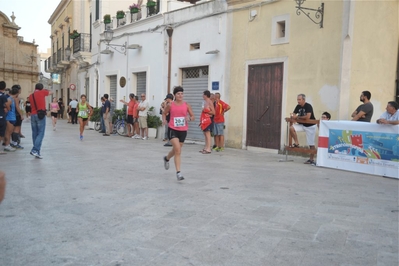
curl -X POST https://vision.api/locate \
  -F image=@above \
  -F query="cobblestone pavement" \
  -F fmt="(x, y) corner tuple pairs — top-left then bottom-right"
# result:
(0, 118), (398, 266)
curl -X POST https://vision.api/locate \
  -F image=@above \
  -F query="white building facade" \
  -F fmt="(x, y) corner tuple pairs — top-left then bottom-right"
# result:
(86, 0), (228, 139)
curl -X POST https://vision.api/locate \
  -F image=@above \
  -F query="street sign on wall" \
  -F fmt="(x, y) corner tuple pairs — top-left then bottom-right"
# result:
(212, 81), (219, 91)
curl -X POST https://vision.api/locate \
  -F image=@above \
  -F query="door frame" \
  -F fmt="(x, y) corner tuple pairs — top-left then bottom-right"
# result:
(243, 56), (289, 151)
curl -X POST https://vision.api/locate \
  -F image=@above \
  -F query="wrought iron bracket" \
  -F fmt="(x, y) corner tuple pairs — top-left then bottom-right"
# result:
(106, 42), (127, 55)
(295, 0), (324, 28)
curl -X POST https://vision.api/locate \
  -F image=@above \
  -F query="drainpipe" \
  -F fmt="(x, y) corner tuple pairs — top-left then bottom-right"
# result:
(166, 27), (173, 94)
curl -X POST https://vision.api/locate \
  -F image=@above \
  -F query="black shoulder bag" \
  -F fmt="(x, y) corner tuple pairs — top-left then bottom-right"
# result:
(32, 93), (47, 120)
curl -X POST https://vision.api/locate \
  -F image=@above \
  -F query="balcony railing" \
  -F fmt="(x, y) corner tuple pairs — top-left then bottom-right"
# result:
(45, 56), (51, 71)
(130, 11), (142, 22)
(73, 33), (91, 54)
(117, 16), (126, 27)
(52, 53), (57, 66)
(57, 48), (64, 64)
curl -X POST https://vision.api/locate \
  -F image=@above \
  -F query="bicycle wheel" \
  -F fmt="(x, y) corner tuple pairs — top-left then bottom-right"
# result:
(94, 122), (101, 131)
(117, 121), (127, 136)
(112, 121), (119, 134)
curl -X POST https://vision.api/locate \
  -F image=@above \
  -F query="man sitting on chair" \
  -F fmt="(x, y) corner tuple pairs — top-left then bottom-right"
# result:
(289, 93), (317, 165)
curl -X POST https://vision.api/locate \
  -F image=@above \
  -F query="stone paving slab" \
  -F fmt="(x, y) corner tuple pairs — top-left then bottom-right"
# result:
(0, 118), (398, 265)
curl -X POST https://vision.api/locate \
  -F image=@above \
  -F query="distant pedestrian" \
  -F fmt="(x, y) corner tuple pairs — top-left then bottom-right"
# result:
(29, 83), (53, 159)
(50, 97), (60, 131)
(69, 98), (78, 124)
(120, 93), (136, 137)
(11, 85), (24, 148)
(67, 98), (72, 123)
(162, 86), (195, 181)
(199, 90), (215, 154)
(162, 93), (174, 146)
(102, 94), (111, 136)
(0, 81), (8, 154)
(138, 93), (149, 140)
(77, 94), (92, 140)
(212, 92), (230, 152)
(98, 97), (105, 133)
(132, 96), (140, 138)
(24, 96), (31, 120)
(58, 98), (64, 119)
(288, 93), (317, 165)
(4, 86), (20, 152)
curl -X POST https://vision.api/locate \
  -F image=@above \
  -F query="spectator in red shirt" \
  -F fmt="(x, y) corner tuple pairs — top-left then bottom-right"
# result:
(29, 83), (53, 159)
(132, 96), (140, 138)
(120, 93), (136, 137)
(213, 93), (230, 151)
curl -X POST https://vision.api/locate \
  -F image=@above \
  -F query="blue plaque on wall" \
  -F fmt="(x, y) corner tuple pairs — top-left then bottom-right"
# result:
(212, 81), (219, 91)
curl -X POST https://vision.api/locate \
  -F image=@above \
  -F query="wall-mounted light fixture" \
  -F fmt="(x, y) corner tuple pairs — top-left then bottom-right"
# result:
(205, 49), (219, 55)
(295, 0), (324, 28)
(100, 49), (114, 55)
(101, 29), (142, 55)
(249, 10), (257, 22)
(127, 44), (142, 49)
(101, 29), (127, 55)
(65, 46), (71, 60)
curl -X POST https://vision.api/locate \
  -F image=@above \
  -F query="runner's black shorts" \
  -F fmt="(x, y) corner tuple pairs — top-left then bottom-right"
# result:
(0, 119), (6, 137)
(168, 128), (187, 143)
(15, 114), (22, 127)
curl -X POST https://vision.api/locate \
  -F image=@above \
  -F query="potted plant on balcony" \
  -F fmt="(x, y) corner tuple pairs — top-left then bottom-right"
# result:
(116, 10), (125, 19)
(103, 14), (111, 24)
(69, 30), (80, 39)
(147, 0), (156, 7)
(147, 0), (156, 15)
(129, 3), (141, 13)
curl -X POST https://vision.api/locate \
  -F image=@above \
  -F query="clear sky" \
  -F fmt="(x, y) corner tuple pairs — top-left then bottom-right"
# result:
(0, 0), (61, 53)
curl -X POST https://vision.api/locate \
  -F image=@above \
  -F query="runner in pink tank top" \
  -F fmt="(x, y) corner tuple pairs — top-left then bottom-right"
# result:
(168, 101), (189, 131)
(162, 86), (195, 181)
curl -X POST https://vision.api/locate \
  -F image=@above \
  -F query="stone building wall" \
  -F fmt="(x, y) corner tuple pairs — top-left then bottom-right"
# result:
(0, 11), (39, 99)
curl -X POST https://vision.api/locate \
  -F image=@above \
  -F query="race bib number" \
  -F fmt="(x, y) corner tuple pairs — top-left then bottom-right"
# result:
(174, 117), (185, 127)
(79, 110), (87, 117)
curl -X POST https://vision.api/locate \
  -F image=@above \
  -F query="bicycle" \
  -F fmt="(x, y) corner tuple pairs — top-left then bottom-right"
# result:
(112, 115), (127, 136)
(94, 121), (101, 131)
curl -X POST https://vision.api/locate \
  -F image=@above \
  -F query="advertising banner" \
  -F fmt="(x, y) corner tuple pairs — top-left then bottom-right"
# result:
(51, 73), (61, 84)
(317, 121), (399, 179)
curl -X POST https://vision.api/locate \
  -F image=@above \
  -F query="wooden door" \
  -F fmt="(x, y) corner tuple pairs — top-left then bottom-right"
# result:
(247, 63), (283, 149)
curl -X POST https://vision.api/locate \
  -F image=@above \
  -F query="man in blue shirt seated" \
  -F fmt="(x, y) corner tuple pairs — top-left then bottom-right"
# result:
(376, 101), (399, 125)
